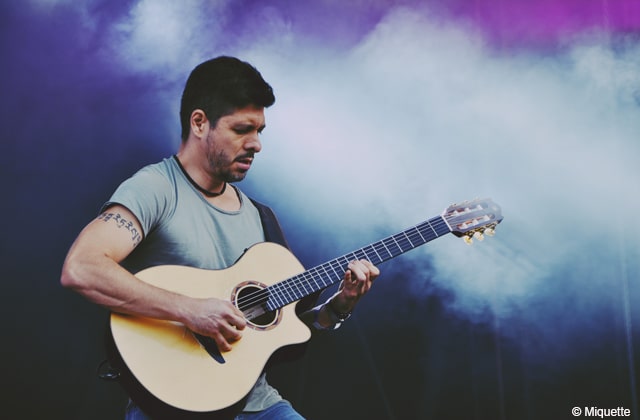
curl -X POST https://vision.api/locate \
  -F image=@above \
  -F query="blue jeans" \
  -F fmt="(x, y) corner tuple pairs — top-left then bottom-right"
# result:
(235, 401), (305, 420)
(125, 400), (305, 420)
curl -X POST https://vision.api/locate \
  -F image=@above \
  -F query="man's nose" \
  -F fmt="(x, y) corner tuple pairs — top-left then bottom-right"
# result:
(245, 133), (262, 153)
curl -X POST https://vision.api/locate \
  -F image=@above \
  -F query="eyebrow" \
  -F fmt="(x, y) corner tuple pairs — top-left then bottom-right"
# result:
(232, 122), (266, 133)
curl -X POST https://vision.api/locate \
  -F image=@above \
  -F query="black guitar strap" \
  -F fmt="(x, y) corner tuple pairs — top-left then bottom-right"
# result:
(249, 198), (290, 250)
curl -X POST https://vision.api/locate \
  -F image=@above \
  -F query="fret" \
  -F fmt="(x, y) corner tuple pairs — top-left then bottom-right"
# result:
(267, 283), (285, 309)
(284, 279), (296, 301)
(393, 232), (409, 252)
(287, 277), (301, 299)
(302, 269), (316, 293)
(324, 260), (342, 281)
(424, 221), (437, 239)
(291, 276), (303, 299)
(384, 236), (403, 255)
(299, 273), (313, 296)
(406, 228), (419, 245)
(316, 265), (330, 288)
(402, 230), (416, 248)
(271, 281), (286, 306)
(299, 278), (313, 297)
(378, 241), (393, 260)
(269, 286), (282, 308)
(415, 226), (427, 243)
(367, 244), (383, 264)
(290, 277), (303, 299)
(352, 249), (367, 262)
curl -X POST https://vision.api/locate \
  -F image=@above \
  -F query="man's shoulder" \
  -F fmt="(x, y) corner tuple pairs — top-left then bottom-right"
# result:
(134, 157), (175, 178)
(119, 157), (178, 191)
(109, 157), (177, 205)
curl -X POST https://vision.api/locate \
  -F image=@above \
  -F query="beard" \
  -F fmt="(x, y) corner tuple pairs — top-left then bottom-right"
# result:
(205, 150), (248, 183)
(205, 141), (252, 184)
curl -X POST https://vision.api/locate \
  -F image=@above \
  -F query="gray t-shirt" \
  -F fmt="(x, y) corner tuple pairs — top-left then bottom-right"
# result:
(105, 156), (282, 412)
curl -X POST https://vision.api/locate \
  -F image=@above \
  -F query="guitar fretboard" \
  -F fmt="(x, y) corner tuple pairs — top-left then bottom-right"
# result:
(264, 215), (451, 311)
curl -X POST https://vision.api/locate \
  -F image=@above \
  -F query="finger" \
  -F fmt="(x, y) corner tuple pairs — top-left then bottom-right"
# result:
(349, 260), (370, 282)
(361, 260), (380, 280)
(344, 267), (357, 286)
(210, 331), (234, 352)
(213, 318), (244, 349)
(218, 301), (247, 330)
(344, 264), (365, 297)
(348, 260), (379, 295)
(223, 323), (244, 342)
(226, 311), (247, 331)
(352, 259), (379, 282)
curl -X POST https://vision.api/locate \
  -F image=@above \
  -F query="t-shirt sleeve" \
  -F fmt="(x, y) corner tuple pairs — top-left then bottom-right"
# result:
(100, 166), (174, 238)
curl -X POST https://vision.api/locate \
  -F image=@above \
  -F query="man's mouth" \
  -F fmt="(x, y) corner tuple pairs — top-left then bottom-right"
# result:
(235, 156), (253, 171)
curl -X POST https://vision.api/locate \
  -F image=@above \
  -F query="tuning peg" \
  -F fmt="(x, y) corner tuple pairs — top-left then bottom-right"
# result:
(463, 235), (473, 245)
(485, 227), (495, 236)
(473, 231), (485, 241)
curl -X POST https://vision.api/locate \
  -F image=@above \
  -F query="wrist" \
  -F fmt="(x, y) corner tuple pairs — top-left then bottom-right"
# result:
(312, 305), (339, 330)
(327, 297), (352, 323)
(174, 295), (204, 327)
(329, 292), (357, 314)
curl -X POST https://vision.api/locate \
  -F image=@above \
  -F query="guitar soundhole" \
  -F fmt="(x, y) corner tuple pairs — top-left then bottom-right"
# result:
(234, 282), (281, 331)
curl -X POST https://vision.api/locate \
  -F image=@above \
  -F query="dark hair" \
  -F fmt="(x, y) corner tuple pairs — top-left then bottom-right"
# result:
(179, 56), (275, 141)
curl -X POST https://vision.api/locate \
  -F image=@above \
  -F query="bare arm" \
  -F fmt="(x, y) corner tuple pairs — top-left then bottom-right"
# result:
(60, 205), (245, 351)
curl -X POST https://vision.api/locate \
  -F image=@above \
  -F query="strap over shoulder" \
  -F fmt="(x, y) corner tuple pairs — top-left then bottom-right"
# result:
(249, 198), (290, 250)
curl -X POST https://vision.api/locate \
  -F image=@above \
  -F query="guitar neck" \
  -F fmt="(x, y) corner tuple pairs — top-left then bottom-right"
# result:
(265, 215), (451, 311)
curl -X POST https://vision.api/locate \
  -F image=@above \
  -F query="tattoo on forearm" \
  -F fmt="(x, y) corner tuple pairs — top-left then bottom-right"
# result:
(98, 212), (142, 245)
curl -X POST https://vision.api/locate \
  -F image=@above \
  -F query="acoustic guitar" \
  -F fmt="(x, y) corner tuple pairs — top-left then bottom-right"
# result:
(110, 198), (503, 416)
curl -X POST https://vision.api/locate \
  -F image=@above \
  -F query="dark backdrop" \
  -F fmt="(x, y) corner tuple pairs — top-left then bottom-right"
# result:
(2, 1), (639, 419)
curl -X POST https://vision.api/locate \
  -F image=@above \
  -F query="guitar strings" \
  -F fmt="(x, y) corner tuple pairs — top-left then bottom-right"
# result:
(235, 217), (451, 313)
(237, 216), (454, 312)
(236, 217), (449, 312)
(236, 203), (500, 312)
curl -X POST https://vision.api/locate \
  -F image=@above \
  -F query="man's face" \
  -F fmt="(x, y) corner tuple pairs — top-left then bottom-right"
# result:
(204, 105), (266, 183)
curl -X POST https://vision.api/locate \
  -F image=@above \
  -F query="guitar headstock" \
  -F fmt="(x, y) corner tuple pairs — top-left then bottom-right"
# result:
(442, 198), (503, 244)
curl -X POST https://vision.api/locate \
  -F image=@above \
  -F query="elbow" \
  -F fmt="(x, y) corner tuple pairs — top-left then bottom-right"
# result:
(60, 255), (89, 292)
(60, 261), (79, 290)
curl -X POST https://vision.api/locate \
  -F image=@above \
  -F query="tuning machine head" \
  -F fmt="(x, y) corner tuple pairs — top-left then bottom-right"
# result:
(461, 222), (499, 245)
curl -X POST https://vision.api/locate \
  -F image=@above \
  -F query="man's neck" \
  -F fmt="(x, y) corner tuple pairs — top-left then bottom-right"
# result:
(175, 148), (241, 211)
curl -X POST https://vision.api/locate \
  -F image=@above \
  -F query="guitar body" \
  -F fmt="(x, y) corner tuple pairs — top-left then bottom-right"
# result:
(110, 242), (312, 415)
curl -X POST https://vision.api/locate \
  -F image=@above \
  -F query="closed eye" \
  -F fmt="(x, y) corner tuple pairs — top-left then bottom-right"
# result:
(233, 126), (252, 135)
(233, 124), (266, 135)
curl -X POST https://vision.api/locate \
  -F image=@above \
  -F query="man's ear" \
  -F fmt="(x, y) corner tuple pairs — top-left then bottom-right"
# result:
(190, 109), (208, 138)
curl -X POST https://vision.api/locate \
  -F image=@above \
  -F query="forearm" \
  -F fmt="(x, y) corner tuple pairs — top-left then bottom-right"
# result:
(61, 252), (192, 323)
